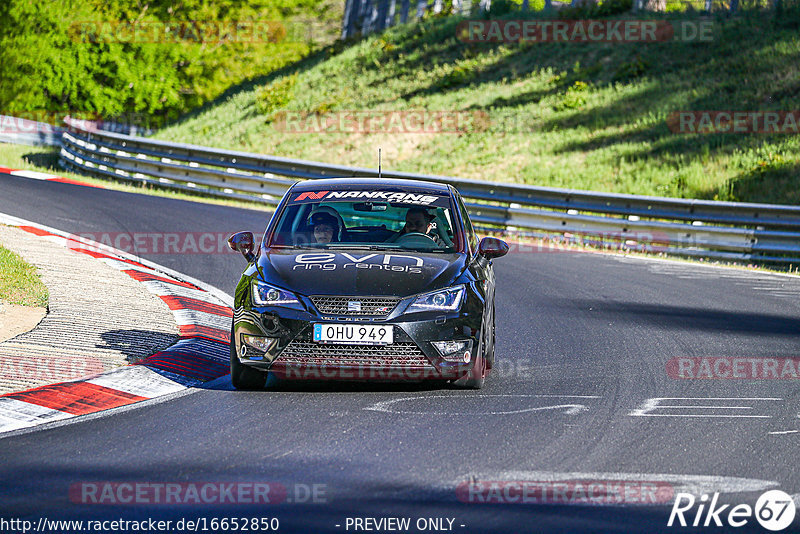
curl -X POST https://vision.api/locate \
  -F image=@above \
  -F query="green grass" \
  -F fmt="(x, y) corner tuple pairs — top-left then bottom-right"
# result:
(0, 242), (48, 307)
(153, 9), (800, 205)
(0, 143), (270, 211)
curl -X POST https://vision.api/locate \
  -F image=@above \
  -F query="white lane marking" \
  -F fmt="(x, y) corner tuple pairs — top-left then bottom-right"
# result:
(627, 255), (800, 281)
(365, 394), (597, 416)
(42, 235), (68, 247)
(87, 366), (187, 398)
(140, 280), (227, 304)
(10, 169), (58, 180)
(460, 470), (780, 497)
(629, 397), (780, 418)
(769, 430), (800, 435)
(528, 395), (602, 398)
(0, 414), (37, 433)
(172, 309), (231, 330)
(171, 337), (229, 353)
(0, 399), (72, 432)
(751, 288), (799, 293)
(0, 386), (200, 439)
(99, 258), (169, 277)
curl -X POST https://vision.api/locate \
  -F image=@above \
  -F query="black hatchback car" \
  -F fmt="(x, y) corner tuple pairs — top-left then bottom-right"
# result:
(227, 178), (508, 389)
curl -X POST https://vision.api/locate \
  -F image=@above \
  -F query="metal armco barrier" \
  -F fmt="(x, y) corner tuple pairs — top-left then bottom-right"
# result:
(0, 115), (62, 147)
(48, 116), (800, 264)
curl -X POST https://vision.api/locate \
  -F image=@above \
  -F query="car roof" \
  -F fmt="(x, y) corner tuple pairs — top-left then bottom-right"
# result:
(290, 177), (452, 195)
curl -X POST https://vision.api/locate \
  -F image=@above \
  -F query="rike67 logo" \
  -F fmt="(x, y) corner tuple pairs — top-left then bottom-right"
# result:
(668, 490), (796, 531)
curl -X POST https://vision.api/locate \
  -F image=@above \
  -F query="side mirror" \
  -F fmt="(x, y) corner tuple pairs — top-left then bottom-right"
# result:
(478, 237), (508, 259)
(228, 231), (256, 263)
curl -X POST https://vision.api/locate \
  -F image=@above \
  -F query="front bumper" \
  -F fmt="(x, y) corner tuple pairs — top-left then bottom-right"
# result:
(232, 306), (482, 382)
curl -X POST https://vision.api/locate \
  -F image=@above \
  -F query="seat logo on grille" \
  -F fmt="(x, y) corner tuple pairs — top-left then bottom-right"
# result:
(347, 301), (362, 312)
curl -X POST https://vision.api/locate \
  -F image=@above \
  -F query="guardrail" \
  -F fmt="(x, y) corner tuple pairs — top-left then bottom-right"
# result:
(0, 115), (62, 147)
(41, 116), (798, 265)
(341, 0), (760, 40)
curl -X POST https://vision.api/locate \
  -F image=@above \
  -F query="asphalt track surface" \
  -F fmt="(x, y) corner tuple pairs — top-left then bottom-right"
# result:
(1, 170), (800, 533)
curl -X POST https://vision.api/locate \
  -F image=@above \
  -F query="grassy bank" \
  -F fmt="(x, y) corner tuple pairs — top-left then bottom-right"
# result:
(0, 242), (48, 307)
(154, 9), (800, 204)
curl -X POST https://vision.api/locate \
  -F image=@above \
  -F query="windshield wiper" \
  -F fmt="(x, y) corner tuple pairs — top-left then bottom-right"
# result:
(398, 247), (449, 253)
(269, 244), (317, 250)
(326, 244), (399, 250)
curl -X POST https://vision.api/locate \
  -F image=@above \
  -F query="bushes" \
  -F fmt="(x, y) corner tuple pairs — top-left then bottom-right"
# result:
(0, 0), (322, 125)
(256, 74), (298, 115)
(554, 80), (590, 110)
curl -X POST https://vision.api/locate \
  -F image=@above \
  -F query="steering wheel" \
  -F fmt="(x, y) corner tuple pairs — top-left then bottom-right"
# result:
(394, 232), (437, 247)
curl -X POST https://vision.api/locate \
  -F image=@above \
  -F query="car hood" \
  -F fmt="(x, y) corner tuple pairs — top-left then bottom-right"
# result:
(257, 248), (467, 297)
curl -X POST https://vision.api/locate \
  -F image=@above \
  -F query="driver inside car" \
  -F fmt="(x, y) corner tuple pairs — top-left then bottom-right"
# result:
(398, 207), (445, 246)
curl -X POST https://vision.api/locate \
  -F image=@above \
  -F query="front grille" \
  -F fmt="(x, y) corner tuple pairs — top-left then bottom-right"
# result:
(310, 296), (400, 317)
(274, 341), (432, 368)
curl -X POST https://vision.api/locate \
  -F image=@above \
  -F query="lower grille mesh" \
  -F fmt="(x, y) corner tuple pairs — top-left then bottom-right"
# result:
(275, 341), (432, 368)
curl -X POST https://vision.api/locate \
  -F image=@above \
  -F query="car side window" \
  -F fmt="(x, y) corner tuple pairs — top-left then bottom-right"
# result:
(456, 194), (478, 254)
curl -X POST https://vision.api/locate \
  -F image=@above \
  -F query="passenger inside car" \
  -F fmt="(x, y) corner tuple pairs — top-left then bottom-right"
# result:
(309, 211), (340, 244)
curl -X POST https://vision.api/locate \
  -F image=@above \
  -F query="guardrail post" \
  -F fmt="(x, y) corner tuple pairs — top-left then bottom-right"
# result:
(386, 0), (397, 28)
(376, 0), (390, 30)
(400, 0), (411, 21)
(416, 0), (427, 19)
(342, 0), (355, 37)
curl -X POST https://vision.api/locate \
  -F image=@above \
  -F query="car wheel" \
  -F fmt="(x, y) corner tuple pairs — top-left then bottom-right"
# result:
(458, 329), (487, 389)
(485, 303), (496, 370)
(463, 350), (486, 389)
(230, 326), (267, 390)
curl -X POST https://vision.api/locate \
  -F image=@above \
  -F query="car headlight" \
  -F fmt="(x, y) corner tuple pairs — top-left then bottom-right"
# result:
(406, 285), (465, 313)
(252, 280), (304, 310)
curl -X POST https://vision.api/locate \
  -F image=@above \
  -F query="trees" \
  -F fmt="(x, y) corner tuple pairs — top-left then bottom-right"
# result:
(0, 0), (323, 125)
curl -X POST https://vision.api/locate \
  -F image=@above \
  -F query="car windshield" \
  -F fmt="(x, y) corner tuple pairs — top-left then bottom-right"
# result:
(267, 189), (462, 253)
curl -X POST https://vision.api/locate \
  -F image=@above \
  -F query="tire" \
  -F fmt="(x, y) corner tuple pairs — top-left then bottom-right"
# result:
(460, 325), (487, 389)
(485, 303), (496, 370)
(230, 327), (267, 390)
(456, 303), (492, 389)
(463, 348), (486, 389)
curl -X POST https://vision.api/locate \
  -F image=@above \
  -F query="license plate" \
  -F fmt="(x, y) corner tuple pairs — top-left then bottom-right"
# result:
(313, 324), (393, 345)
